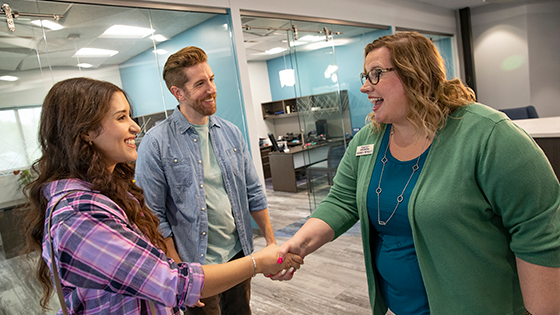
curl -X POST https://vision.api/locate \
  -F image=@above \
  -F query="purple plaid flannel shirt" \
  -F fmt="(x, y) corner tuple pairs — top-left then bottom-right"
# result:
(42, 179), (204, 314)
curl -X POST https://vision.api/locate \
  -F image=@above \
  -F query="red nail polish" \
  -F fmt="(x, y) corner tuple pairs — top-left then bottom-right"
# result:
(277, 257), (283, 264)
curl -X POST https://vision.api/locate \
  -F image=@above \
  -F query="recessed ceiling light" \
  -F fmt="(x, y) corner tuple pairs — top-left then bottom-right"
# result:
(0, 75), (18, 81)
(298, 35), (323, 42)
(149, 34), (167, 42)
(73, 48), (119, 57)
(100, 25), (154, 39)
(31, 20), (63, 30)
(265, 47), (287, 54)
(77, 63), (93, 68)
(153, 49), (167, 55)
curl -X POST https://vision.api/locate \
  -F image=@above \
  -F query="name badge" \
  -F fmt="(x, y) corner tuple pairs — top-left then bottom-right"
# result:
(356, 144), (374, 156)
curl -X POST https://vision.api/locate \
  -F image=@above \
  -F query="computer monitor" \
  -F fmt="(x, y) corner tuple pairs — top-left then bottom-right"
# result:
(268, 133), (281, 152)
(316, 119), (328, 138)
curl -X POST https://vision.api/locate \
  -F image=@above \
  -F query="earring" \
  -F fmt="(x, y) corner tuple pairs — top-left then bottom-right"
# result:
(88, 140), (93, 146)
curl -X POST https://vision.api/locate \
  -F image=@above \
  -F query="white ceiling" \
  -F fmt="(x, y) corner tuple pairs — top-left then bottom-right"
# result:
(412, 0), (537, 10)
(0, 1), (214, 73)
(0, 0), (542, 74)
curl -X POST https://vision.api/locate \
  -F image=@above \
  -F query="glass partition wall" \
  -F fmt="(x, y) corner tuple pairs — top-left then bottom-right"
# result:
(0, 1), (242, 312)
(242, 15), (391, 210)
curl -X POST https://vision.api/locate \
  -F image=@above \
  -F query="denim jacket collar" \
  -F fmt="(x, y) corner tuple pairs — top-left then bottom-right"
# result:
(170, 106), (222, 135)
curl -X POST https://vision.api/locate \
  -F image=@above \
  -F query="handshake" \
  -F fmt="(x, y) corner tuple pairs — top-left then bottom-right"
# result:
(250, 239), (305, 281)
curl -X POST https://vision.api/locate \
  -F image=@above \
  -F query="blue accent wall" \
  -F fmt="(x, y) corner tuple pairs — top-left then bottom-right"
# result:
(434, 37), (454, 79)
(119, 14), (249, 143)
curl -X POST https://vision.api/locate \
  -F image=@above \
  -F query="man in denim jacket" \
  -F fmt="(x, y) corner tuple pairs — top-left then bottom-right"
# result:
(135, 46), (276, 315)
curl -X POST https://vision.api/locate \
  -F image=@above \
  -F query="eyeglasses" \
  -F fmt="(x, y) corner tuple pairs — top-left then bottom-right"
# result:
(360, 68), (394, 85)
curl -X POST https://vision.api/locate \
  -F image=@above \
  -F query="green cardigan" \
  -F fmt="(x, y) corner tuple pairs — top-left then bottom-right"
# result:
(311, 103), (560, 314)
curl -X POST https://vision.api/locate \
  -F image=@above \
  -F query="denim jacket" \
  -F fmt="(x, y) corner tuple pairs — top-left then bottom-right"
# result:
(135, 107), (267, 264)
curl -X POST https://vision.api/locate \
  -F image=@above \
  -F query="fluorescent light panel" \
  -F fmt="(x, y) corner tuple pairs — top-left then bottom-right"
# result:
(149, 34), (167, 42)
(31, 20), (63, 30)
(77, 63), (93, 68)
(265, 47), (287, 55)
(153, 49), (167, 55)
(0, 75), (18, 81)
(100, 25), (154, 39)
(298, 35), (323, 42)
(73, 48), (118, 57)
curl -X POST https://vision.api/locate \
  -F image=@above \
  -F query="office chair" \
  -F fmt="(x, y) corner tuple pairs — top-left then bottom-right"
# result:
(306, 145), (346, 193)
(499, 105), (539, 120)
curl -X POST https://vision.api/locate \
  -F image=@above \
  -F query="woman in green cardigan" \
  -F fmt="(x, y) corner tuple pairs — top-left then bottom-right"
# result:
(275, 32), (560, 314)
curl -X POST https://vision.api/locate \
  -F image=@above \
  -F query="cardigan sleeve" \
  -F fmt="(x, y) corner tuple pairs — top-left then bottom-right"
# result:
(477, 119), (560, 267)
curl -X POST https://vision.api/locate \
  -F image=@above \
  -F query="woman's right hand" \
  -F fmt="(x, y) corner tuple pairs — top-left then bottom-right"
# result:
(252, 244), (302, 277)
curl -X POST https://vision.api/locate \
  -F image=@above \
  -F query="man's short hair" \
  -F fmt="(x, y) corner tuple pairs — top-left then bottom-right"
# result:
(163, 46), (207, 92)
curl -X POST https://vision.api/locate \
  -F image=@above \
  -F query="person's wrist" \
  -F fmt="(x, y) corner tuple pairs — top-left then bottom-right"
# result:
(249, 255), (257, 277)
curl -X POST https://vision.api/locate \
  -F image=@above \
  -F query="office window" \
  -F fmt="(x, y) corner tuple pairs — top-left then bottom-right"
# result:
(0, 107), (40, 172)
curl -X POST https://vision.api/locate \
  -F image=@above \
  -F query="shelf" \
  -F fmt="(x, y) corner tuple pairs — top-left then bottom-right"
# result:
(264, 112), (299, 120)
(261, 90), (348, 120)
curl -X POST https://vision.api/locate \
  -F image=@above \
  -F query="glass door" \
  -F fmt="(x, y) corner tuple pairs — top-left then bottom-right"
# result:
(285, 20), (348, 210)
(242, 14), (391, 210)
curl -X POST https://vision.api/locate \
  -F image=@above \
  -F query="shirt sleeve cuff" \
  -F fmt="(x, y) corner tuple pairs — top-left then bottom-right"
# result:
(183, 263), (205, 308)
(159, 222), (172, 239)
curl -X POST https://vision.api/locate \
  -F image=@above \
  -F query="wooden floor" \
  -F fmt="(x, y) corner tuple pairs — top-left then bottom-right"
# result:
(0, 177), (372, 314)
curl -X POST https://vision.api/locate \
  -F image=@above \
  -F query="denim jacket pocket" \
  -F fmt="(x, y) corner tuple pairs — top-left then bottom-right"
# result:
(163, 158), (193, 205)
(223, 147), (244, 177)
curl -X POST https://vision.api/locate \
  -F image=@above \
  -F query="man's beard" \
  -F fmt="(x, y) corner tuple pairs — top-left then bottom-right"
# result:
(189, 93), (217, 116)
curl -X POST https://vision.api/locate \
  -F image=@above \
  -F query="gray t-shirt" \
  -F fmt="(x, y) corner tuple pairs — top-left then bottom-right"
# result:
(192, 122), (241, 264)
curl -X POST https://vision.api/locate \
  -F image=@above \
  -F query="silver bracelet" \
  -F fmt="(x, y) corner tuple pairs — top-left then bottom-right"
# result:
(249, 255), (257, 277)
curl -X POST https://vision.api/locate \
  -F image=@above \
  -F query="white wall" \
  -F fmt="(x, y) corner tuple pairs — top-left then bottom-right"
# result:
(247, 61), (275, 138)
(471, 1), (560, 117)
(0, 174), (25, 208)
(527, 1), (560, 118)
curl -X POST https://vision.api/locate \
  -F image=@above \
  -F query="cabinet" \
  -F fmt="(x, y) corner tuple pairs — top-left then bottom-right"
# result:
(261, 98), (297, 119)
(260, 146), (272, 179)
(261, 90), (348, 120)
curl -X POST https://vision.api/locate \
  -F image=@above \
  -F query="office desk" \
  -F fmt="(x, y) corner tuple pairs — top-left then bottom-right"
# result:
(514, 116), (560, 179)
(268, 139), (343, 192)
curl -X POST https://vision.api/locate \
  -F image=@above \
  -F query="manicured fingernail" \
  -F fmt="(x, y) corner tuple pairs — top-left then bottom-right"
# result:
(281, 269), (287, 276)
(288, 267), (294, 274)
(266, 274), (272, 278)
(277, 257), (283, 264)
(291, 268), (296, 275)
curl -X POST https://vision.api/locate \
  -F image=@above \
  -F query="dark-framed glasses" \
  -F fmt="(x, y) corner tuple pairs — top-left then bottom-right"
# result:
(360, 68), (394, 85)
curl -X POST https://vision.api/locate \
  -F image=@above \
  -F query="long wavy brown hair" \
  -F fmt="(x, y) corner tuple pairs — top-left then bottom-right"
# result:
(22, 77), (167, 310)
(364, 31), (476, 137)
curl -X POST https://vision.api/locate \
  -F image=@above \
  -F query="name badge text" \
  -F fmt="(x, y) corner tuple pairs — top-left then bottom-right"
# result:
(356, 144), (374, 156)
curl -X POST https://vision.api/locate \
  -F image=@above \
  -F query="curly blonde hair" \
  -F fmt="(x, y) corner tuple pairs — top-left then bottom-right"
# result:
(364, 31), (476, 136)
